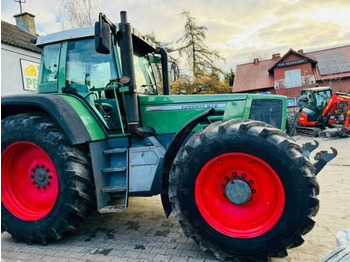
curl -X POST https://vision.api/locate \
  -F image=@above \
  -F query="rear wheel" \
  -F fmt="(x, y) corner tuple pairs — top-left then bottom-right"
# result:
(169, 119), (319, 261)
(1, 113), (95, 244)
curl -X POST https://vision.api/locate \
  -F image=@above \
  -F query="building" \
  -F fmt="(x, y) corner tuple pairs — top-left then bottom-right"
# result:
(1, 12), (42, 96)
(233, 45), (350, 98)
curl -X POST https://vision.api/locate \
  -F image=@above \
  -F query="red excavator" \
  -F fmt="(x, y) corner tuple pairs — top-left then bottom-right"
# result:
(289, 87), (350, 137)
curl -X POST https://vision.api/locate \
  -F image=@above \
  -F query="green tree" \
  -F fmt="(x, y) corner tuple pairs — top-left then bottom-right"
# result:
(177, 11), (224, 79)
(224, 68), (235, 86)
(171, 73), (232, 95)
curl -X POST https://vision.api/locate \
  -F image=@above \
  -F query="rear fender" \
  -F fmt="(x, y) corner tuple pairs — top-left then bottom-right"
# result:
(1, 94), (105, 144)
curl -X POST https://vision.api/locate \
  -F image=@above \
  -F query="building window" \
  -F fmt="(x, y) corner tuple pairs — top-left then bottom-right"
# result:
(284, 69), (301, 88)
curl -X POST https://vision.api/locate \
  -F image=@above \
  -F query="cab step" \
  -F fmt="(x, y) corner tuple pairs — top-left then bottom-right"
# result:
(99, 205), (125, 213)
(102, 167), (126, 173)
(101, 185), (126, 193)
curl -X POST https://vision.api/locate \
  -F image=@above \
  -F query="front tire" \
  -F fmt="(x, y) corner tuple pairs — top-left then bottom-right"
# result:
(1, 113), (95, 244)
(169, 119), (319, 261)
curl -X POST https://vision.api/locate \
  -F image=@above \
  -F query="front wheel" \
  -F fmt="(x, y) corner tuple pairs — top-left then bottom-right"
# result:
(169, 119), (319, 261)
(1, 113), (95, 244)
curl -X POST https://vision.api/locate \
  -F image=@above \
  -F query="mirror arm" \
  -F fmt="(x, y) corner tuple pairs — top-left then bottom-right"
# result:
(99, 12), (117, 35)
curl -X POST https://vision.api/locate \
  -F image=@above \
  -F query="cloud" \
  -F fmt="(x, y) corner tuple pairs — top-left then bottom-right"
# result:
(2, 0), (349, 73)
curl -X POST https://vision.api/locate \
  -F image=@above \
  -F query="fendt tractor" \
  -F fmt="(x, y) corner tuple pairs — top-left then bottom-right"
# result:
(1, 12), (336, 261)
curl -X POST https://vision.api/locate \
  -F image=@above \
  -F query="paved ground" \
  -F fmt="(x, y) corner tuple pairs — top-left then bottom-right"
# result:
(1, 135), (350, 262)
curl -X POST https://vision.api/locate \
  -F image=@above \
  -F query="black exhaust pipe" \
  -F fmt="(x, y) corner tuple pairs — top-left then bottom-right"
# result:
(119, 11), (140, 136)
(155, 47), (170, 95)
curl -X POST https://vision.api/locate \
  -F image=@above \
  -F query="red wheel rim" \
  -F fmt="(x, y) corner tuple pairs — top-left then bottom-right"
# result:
(195, 153), (285, 238)
(1, 142), (59, 221)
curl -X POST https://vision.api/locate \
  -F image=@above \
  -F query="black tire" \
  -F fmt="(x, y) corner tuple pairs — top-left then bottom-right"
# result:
(1, 113), (95, 244)
(286, 110), (296, 136)
(169, 119), (319, 261)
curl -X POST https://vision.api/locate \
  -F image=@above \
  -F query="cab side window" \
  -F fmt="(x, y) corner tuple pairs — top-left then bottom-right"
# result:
(40, 43), (60, 84)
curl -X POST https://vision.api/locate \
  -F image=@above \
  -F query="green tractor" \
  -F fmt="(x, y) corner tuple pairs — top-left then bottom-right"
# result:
(1, 11), (331, 261)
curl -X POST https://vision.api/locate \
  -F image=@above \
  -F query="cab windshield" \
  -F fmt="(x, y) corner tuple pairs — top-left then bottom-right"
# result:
(66, 38), (118, 90)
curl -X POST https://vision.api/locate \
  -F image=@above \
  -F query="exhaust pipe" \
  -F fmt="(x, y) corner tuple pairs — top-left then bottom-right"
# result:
(119, 11), (140, 136)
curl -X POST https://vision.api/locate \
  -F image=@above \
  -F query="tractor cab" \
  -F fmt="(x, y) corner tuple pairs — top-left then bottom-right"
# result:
(36, 19), (166, 134)
(301, 87), (332, 121)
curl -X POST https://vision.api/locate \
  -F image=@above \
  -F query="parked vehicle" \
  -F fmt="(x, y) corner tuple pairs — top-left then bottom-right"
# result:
(289, 86), (350, 137)
(2, 12), (334, 261)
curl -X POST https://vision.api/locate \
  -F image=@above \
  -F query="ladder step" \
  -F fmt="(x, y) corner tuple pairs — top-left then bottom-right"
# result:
(99, 205), (125, 213)
(101, 186), (126, 193)
(103, 167), (126, 173)
(104, 148), (127, 155)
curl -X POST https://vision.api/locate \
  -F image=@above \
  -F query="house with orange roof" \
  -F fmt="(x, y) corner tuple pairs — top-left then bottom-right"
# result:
(233, 45), (350, 98)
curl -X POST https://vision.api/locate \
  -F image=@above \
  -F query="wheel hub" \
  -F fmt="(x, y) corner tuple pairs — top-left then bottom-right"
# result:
(225, 179), (251, 205)
(33, 167), (50, 186)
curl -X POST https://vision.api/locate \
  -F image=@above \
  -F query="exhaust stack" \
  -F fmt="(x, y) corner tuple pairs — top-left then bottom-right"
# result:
(119, 11), (140, 136)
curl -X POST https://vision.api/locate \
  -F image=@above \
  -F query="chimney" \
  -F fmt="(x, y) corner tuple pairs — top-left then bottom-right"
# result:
(272, 53), (281, 60)
(253, 58), (259, 65)
(13, 12), (36, 35)
(298, 49), (304, 54)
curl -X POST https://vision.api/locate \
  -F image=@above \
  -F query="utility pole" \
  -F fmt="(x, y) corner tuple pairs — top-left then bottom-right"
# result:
(14, 0), (26, 14)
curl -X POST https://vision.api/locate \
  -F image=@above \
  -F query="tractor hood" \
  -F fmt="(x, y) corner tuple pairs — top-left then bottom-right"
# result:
(139, 93), (287, 134)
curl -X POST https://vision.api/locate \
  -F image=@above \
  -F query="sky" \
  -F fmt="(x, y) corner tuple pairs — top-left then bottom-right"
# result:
(2, 0), (350, 74)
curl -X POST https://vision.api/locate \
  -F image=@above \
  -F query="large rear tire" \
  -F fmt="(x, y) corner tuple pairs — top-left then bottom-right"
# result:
(1, 113), (95, 244)
(169, 119), (319, 261)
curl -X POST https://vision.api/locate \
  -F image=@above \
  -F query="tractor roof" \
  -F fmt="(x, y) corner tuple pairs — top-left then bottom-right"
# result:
(36, 24), (156, 54)
(302, 86), (332, 92)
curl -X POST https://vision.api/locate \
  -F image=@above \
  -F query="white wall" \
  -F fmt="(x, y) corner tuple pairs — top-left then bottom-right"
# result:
(1, 43), (41, 96)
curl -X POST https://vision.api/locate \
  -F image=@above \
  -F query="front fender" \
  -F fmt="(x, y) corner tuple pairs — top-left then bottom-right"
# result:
(161, 108), (216, 217)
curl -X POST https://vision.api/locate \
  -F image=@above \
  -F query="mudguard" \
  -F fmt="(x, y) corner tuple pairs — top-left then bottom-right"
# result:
(161, 108), (216, 217)
(2, 94), (92, 145)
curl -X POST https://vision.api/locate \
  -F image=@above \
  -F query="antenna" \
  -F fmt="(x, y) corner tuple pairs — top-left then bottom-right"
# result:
(14, 0), (26, 14)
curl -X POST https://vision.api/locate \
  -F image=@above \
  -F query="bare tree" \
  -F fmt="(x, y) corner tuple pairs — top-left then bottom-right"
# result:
(177, 11), (224, 79)
(60, 0), (101, 29)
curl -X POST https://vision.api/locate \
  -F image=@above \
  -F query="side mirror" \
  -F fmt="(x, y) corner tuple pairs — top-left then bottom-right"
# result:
(170, 62), (178, 82)
(94, 20), (111, 54)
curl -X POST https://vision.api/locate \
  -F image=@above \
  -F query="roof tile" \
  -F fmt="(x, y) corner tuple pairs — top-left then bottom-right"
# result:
(233, 59), (274, 92)
(1, 20), (41, 53)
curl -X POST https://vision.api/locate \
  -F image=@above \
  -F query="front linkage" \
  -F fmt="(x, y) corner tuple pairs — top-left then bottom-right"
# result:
(302, 140), (337, 175)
